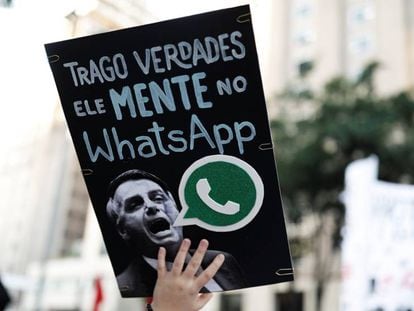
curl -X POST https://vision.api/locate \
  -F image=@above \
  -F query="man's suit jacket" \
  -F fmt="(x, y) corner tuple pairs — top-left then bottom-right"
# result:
(117, 250), (246, 297)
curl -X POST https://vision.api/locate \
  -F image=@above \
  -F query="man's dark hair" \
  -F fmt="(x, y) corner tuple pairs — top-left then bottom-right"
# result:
(107, 169), (170, 199)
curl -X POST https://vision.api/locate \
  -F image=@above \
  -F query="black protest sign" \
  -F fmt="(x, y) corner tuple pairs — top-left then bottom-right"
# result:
(45, 5), (293, 297)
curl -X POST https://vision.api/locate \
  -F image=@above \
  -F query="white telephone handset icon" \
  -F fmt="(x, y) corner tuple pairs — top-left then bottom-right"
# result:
(196, 178), (240, 215)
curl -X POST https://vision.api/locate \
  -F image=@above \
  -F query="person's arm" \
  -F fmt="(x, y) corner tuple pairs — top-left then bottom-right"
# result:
(150, 239), (225, 311)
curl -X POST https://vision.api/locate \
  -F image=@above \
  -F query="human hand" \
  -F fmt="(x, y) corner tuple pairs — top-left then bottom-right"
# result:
(151, 239), (225, 311)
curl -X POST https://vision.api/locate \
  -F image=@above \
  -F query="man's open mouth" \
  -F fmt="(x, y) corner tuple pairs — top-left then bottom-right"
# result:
(148, 218), (171, 234)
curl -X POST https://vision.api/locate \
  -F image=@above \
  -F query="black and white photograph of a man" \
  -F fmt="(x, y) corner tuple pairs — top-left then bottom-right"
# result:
(105, 169), (247, 297)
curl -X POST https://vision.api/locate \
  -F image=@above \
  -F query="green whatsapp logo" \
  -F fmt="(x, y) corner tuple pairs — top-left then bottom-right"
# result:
(174, 155), (264, 232)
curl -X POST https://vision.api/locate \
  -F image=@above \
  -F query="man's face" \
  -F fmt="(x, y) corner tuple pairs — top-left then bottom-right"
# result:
(110, 179), (183, 255)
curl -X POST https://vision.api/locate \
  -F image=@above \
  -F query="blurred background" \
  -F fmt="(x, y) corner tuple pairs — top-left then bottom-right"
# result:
(0, 0), (413, 310)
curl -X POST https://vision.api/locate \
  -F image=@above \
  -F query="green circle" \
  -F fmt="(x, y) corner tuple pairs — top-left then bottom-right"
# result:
(183, 161), (256, 226)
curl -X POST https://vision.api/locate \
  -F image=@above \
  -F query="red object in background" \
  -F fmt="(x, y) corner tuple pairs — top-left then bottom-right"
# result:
(93, 277), (104, 311)
(145, 297), (153, 311)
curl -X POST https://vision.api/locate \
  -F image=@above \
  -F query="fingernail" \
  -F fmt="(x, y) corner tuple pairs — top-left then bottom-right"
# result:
(217, 254), (225, 262)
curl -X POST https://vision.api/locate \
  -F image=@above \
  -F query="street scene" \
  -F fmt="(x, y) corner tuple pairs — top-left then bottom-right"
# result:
(1, 0), (414, 310)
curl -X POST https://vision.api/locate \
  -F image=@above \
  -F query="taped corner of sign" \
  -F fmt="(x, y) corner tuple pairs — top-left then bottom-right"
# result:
(275, 268), (294, 276)
(48, 54), (60, 63)
(258, 142), (273, 151)
(82, 168), (94, 176)
(236, 13), (250, 23)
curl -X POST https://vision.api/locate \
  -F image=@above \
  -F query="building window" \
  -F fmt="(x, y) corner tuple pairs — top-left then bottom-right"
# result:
(294, 29), (315, 46)
(0, 0), (12, 7)
(275, 292), (303, 311)
(349, 35), (374, 54)
(297, 60), (314, 78)
(348, 3), (375, 25)
(220, 293), (242, 311)
(295, 2), (313, 18)
(369, 278), (376, 294)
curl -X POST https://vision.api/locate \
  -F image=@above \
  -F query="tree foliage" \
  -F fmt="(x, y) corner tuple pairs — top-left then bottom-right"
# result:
(271, 61), (414, 310)
(271, 61), (414, 241)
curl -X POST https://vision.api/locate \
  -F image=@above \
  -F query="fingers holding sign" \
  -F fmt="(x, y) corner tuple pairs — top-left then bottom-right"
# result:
(171, 238), (191, 276)
(183, 239), (209, 277)
(152, 239), (225, 311)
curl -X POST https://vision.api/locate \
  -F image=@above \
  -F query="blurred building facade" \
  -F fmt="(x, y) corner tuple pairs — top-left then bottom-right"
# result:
(1, 0), (414, 310)
(0, 2), (87, 302)
(268, 0), (414, 117)
(0, 0), (151, 309)
(21, 208), (144, 311)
